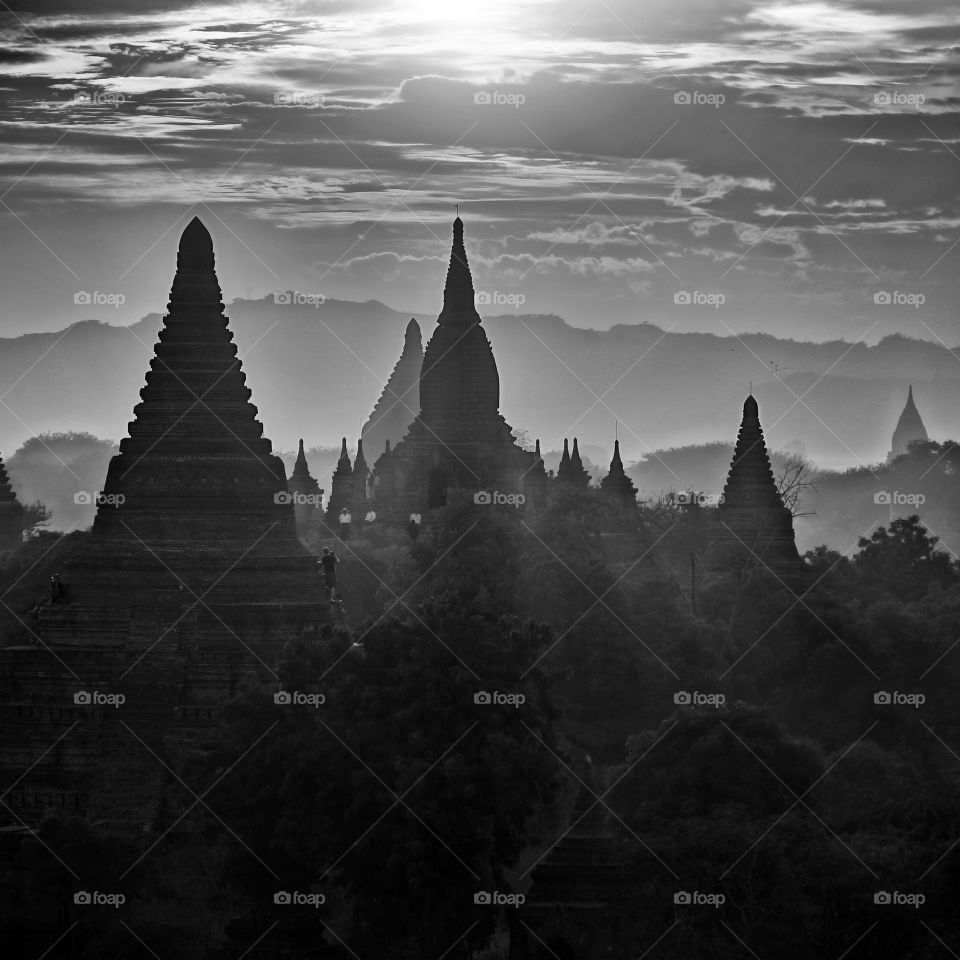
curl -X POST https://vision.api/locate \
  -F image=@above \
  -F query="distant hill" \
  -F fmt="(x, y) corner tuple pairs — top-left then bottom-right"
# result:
(0, 297), (954, 472)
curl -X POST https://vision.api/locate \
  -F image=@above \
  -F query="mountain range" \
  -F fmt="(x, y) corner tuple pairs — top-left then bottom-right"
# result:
(0, 296), (956, 472)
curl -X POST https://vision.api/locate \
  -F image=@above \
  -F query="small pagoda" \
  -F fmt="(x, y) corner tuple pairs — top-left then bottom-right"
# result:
(887, 385), (928, 461)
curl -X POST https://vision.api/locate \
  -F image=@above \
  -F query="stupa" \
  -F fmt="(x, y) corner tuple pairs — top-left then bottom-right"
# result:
(556, 438), (590, 488)
(704, 394), (801, 576)
(0, 450), (23, 550)
(887, 385), (928, 461)
(361, 318), (422, 457)
(288, 438), (323, 534)
(371, 216), (539, 514)
(600, 440), (637, 504)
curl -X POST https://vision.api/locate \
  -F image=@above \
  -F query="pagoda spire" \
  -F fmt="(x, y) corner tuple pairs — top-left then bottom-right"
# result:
(362, 318), (423, 459)
(601, 438), (636, 503)
(292, 438), (310, 477)
(439, 215), (480, 325)
(888, 384), (928, 461)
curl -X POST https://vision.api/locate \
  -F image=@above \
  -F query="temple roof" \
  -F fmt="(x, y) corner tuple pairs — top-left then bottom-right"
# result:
(177, 216), (215, 272)
(889, 384), (928, 459)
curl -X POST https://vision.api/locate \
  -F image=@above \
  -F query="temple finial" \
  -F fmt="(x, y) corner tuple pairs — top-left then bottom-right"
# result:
(177, 216), (214, 271)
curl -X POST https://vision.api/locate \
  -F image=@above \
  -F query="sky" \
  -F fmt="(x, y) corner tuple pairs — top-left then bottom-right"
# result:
(0, 0), (957, 343)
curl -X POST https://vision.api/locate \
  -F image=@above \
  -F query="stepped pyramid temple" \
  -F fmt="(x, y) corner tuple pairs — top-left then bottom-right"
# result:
(0, 218), (327, 833)
(371, 217), (539, 514)
(888, 385), (928, 461)
(362, 318), (423, 459)
(0, 450), (22, 551)
(704, 395), (800, 575)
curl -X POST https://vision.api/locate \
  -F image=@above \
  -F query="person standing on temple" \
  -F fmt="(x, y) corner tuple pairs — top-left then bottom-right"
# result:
(320, 548), (339, 598)
(339, 506), (352, 539)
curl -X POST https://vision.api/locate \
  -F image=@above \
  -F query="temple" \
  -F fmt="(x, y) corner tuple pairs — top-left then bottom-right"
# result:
(362, 318), (422, 458)
(704, 394), (801, 576)
(600, 440), (637, 505)
(371, 217), (539, 514)
(0, 449), (22, 551)
(0, 217), (328, 833)
(288, 438), (323, 535)
(887, 385), (928, 461)
(557, 438), (591, 489)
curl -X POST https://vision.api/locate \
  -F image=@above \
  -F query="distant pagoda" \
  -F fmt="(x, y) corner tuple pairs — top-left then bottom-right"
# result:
(0, 450), (22, 551)
(326, 437), (354, 522)
(371, 216), (539, 514)
(887, 385), (928, 461)
(600, 440), (637, 504)
(42, 217), (327, 632)
(288, 438), (323, 534)
(557, 438), (591, 488)
(362, 318), (422, 457)
(704, 394), (801, 576)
